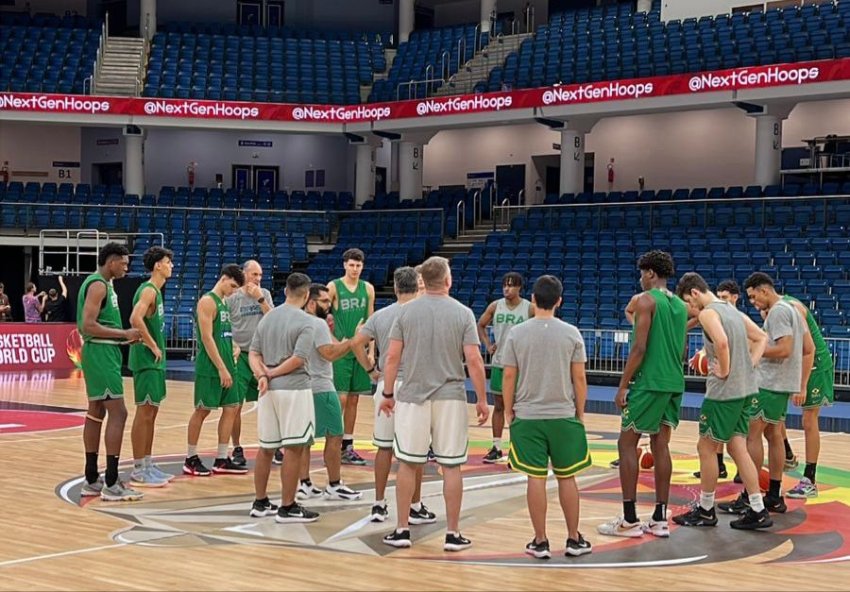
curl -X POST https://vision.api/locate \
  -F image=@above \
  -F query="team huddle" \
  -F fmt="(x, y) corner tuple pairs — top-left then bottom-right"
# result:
(74, 244), (833, 557)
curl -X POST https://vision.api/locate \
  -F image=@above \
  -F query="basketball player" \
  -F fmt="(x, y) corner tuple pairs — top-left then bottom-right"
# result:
(327, 248), (375, 465)
(78, 243), (143, 501)
(379, 256), (489, 551)
(719, 273), (813, 515)
(128, 246), (175, 487)
(673, 273), (773, 529)
(183, 265), (247, 477)
(598, 251), (687, 538)
(227, 260), (273, 467)
(780, 292), (832, 498)
(248, 273), (317, 522)
(350, 267), (435, 524)
(298, 283), (362, 501)
(477, 272), (534, 463)
(502, 275), (593, 558)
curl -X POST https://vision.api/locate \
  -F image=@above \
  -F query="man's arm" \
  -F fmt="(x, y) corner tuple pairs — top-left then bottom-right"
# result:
(83, 281), (136, 340)
(789, 300), (815, 403)
(699, 308), (730, 378)
(624, 293), (641, 325)
(464, 342), (489, 425)
(59, 276), (67, 298)
(503, 364), (518, 422)
(326, 280), (338, 309)
(266, 355), (305, 378)
(572, 362), (587, 422)
(742, 314), (768, 368)
(615, 293), (654, 407)
(248, 350), (269, 395)
(130, 285), (161, 362)
(477, 301), (497, 354)
(318, 340), (352, 362)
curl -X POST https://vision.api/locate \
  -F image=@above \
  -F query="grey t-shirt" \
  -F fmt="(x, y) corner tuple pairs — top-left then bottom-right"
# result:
(759, 299), (805, 393)
(500, 317), (586, 419)
(704, 300), (759, 401)
(305, 315), (335, 394)
(227, 288), (273, 349)
(389, 294), (479, 404)
(359, 302), (405, 380)
(250, 303), (314, 391)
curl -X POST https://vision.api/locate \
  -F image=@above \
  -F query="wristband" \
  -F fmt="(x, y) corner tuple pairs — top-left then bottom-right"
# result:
(381, 391), (394, 399)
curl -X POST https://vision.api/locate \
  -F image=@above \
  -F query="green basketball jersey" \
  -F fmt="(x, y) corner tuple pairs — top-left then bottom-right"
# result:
(332, 279), (369, 358)
(129, 281), (166, 372)
(76, 272), (123, 343)
(783, 294), (833, 372)
(194, 291), (234, 377)
(631, 288), (688, 392)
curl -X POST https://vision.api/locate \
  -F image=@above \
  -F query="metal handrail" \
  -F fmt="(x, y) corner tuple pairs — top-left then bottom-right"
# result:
(518, 188), (526, 206)
(424, 63), (434, 94)
(473, 189), (482, 225)
(83, 76), (93, 95)
(440, 50), (451, 80)
(457, 36), (466, 71)
(473, 23), (481, 54)
(500, 197), (510, 228)
(456, 200), (465, 237)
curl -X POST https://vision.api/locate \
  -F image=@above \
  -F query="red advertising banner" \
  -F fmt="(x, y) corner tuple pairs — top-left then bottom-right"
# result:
(0, 323), (81, 372)
(0, 59), (847, 124)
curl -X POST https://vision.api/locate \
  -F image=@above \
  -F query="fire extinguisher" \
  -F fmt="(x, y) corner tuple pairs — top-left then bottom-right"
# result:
(187, 161), (197, 189)
(0, 161), (9, 184)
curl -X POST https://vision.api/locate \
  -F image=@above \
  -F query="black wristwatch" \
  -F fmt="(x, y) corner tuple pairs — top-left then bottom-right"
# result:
(381, 391), (394, 399)
(257, 297), (266, 304)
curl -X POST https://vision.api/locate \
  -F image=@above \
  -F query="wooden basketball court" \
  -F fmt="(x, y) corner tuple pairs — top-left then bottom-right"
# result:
(1, 371), (849, 591)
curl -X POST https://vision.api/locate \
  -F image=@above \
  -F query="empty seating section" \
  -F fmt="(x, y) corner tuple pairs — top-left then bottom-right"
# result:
(481, 0), (850, 93)
(370, 25), (487, 102)
(144, 24), (388, 104)
(0, 13), (100, 94)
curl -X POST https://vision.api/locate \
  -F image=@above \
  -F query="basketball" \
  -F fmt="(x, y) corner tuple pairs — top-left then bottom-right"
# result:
(689, 349), (710, 376)
(640, 450), (655, 470)
(759, 468), (771, 492)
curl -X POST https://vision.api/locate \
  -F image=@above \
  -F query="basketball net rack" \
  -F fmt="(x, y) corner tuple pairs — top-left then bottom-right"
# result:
(38, 229), (164, 275)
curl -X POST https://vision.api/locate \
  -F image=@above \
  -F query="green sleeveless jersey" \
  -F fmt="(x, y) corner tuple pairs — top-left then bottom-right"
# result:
(129, 281), (166, 372)
(783, 294), (833, 372)
(195, 291), (234, 377)
(332, 279), (369, 358)
(631, 288), (688, 392)
(76, 272), (123, 343)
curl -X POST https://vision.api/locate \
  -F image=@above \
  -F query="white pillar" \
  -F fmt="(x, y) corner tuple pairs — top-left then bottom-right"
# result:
(354, 143), (376, 206)
(124, 131), (144, 197)
(559, 129), (585, 196)
(480, 0), (497, 33)
(390, 141), (400, 193)
(140, 0), (157, 41)
(399, 141), (423, 200)
(399, 0), (414, 44)
(636, 0), (653, 13)
(754, 115), (783, 187)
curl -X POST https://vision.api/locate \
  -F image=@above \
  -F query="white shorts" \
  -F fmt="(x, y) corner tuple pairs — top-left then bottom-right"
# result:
(393, 399), (468, 466)
(373, 379), (402, 448)
(257, 389), (315, 449)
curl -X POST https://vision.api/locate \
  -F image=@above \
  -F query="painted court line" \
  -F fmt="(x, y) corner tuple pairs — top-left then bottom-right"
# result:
(0, 543), (128, 568)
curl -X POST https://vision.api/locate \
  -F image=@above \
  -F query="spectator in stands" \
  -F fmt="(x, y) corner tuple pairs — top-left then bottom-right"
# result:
(43, 276), (69, 322)
(0, 282), (11, 322)
(23, 282), (47, 323)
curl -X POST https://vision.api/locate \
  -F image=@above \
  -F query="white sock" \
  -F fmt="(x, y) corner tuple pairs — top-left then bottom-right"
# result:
(344, 433), (353, 441)
(493, 438), (502, 450)
(133, 459), (144, 470)
(699, 491), (715, 512)
(410, 501), (422, 512)
(144, 455), (153, 468)
(217, 443), (228, 459)
(749, 492), (765, 513)
(376, 498), (386, 507)
(187, 445), (197, 458)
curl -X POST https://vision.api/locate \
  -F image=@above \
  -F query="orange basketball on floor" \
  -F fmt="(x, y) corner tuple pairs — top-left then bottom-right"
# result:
(640, 450), (654, 469)
(758, 468), (771, 492)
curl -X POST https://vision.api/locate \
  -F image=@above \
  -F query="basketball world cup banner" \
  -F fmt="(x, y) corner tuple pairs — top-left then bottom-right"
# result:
(0, 323), (80, 371)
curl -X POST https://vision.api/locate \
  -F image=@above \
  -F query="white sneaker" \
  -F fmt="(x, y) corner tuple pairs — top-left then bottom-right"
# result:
(597, 516), (644, 538)
(296, 481), (323, 501)
(643, 518), (670, 538)
(323, 482), (363, 501)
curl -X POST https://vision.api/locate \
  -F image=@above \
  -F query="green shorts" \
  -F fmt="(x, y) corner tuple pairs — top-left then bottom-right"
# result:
(234, 352), (259, 403)
(804, 368), (835, 409)
(314, 391), (344, 437)
(699, 397), (752, 443)
(194, 373), (239, 409)
(621, 390), (682, 434)
(490, 366), (518, 395)
(81, 342), (124, 400)
(748, 388), (791, 424)
(508, 417), (592, 478)
(332, 355), (372, 395)
(133, 369), (166, 406)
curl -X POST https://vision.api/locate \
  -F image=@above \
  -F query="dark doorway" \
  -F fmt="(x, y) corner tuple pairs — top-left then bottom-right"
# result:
(543, 153), (596, 196)
(495, 164), (526, 206)
(237, 0), (262, 26)
(232, 165), (252, 191)
(92, 162), (123, 186)
(253, 166), (279, 193)
(375, 166), (387, 196)
(266, 0), (285, 27)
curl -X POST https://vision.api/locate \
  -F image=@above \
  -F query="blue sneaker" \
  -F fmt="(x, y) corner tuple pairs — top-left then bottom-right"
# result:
(130, 468), (168, 488)
(148, 464), (175, 482)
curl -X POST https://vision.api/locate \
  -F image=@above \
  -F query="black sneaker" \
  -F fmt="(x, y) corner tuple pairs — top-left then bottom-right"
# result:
(383, 529), (412, 548)
(609, 459), (620, 469)
(249, 497), (279, 517)
(525, 538), (551, 559)
(232, 446), (247, 467)
(693, 466), (728, 479)
(717, 493), (750, 515)
(444, 532), (472, 552)
(183, 455), (211, 476)
(409, 503), (437, 525)
(764, 494), (787, 514)
(370, 503), (388, 522)
(273, 449), (284, 465)
(275, 503), (319, 523)
(213, 457), (249, 474)
(730, 508), (773, 530)
(565, 534), (592, 556)
(482, 446), (503, 464)
(733, 472), (742, 484)
(672, 504), (718, 527)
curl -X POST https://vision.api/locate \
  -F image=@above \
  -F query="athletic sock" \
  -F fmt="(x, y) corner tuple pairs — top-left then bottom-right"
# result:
(804, 462), (817, 483)
(716, 452), (724, 467)
(749, 492), (765, 513)
(144, 455), (153, 468)
(342, 435), (353, 450)
(769, 479), (782, 498)
(329, 480), (341, 488)
(85, 452), (99, 484)
(217, 443), (228, 459)
(411, 501), (423, 512)
(187, 444), (197, 458)
(784, 438), (794, 459)
(699, 491), (715, 512)
(375, 498), (386, 507)
(133, 459), (144, 471)
(105, 455), (119, 487)
(493, 438), (502, 450)
(652, 502), (667, 522)
(300, 478), (312, 486)
(623, 500), (638, 524)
